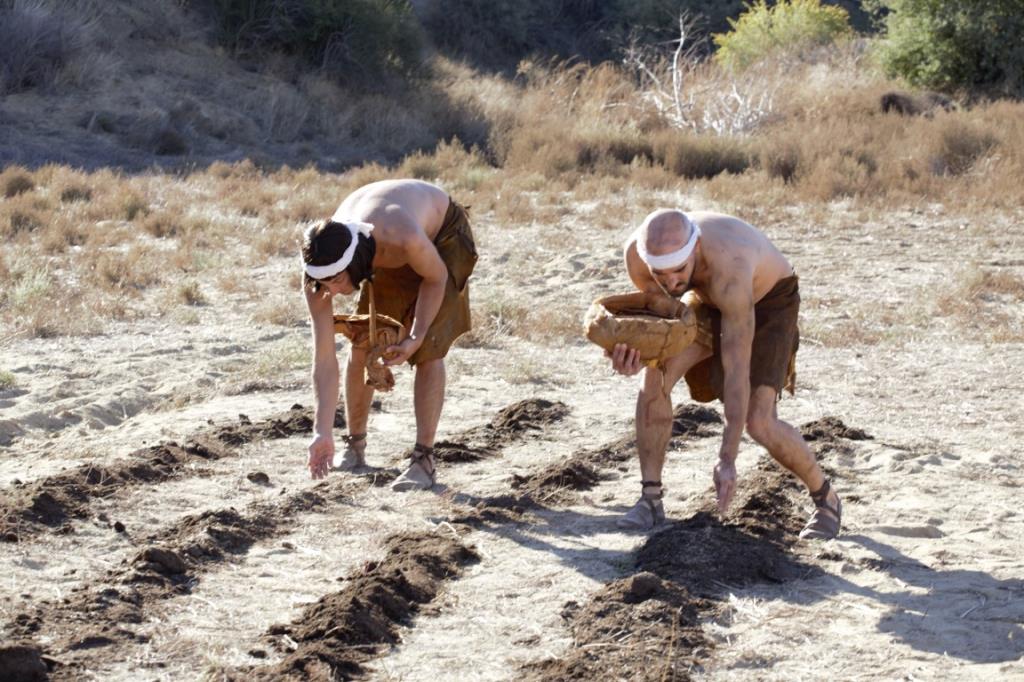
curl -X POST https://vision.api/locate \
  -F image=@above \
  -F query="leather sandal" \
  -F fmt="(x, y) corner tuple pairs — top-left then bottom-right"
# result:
(617, 480), (666, 530)
(799, 479), (842, 540)
(391, 443), (436, 492)
(332, 433), (367, 471)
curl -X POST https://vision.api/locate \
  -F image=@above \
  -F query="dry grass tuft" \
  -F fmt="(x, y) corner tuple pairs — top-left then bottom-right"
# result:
(927, 118), (999, 177)
(142, 212), (182, 238)
(1, 167), (35, 198)
(119, 192), (150, 221)
(936, 265), (1024, 341)
(252, 294), (306, 327)
(89, 246), (163, 293)
(177, 280), (206, 306)
(652, 130), (751, 179)
(60, 185), (92, 203)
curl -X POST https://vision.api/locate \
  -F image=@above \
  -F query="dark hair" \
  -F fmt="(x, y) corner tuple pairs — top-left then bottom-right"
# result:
(301, 220), (376, 292)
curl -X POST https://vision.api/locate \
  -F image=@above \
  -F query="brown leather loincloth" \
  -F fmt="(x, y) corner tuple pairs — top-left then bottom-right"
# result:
(684, 275), (800, 402)
(356, 198), (478, 366)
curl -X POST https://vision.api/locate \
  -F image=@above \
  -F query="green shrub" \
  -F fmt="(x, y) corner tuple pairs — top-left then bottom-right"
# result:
(713, 0), (853, 71)
(211, 0), (424, 87)
(872, 0), (1024, 97)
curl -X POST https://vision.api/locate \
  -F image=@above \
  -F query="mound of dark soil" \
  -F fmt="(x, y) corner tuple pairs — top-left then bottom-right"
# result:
(0, 643), (49, 682)
(487, 398), (570, 437)
(671, 404), (722, 437)
(511, 460), (603, 504)
(800, 416), (871, 442)
(510, 402), (720, 504)
(532, 455), (823, 680)
(431, 439), (493, 464)
(0, 405), (327, 538)
(238, 532), (479, 680)
(528, 572), (710, 681)
(5, 478), (362, 678)
(433, 398), (570, 463)
(448, 494), (529, 528)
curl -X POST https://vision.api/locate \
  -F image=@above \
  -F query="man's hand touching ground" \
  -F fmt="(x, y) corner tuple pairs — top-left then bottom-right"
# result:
(307, 433), (334, 479)
(713, 460), (737, 515)
(608, 343), (643, 376)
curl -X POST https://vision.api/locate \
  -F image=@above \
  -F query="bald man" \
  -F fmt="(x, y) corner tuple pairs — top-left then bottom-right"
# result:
(608, 209), (841, 539)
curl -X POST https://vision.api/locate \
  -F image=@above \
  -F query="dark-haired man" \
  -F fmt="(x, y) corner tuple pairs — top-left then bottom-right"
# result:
(608, 209), (841, 540)
(302, 179), (477, 491)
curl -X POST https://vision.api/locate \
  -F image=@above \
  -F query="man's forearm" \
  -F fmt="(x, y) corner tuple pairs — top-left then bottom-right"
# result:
(718, 351), (750, 464)
(719, 376), (749, 464)
(312, 364), (339, 436)
(410, 278), (446, 341)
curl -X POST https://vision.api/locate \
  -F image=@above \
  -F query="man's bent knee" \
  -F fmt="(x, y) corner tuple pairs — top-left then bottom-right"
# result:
(746, 412), (777, 447)
(415, 357), (444, 372)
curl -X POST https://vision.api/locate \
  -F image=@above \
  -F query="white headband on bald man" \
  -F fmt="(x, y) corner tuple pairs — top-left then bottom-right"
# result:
(636, 216), (701, 271)
(303, 220), (374, 280)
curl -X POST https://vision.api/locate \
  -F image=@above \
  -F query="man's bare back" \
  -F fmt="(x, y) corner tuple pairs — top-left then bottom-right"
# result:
(335, 179), (449, 269)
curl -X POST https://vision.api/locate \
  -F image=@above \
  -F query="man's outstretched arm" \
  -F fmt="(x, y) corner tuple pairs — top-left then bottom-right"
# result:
(712, 277), (755, 513)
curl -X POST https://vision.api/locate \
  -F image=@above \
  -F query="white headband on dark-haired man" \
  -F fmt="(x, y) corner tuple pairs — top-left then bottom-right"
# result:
(303, 220), (374, 280)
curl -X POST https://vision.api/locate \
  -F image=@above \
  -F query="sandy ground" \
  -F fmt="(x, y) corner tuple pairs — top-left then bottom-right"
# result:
(1, 195), (1023, 680)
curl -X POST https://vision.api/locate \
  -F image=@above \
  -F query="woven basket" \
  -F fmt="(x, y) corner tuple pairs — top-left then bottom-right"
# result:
(584, 291), (698, 365)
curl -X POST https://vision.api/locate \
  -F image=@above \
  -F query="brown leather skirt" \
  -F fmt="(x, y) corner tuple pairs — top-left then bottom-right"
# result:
(684, 275), (800, 402)
(356, 199), (478, 365)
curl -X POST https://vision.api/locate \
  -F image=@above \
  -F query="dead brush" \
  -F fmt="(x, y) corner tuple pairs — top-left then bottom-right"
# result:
(651, 129), (751, 179)
(87, 246), (163, 293)
(927, 117), (999, 176)
(502, 121), (652, 180)
(39, 214), (86, 254)
(1, 166), (35, 198)
(59, 185), (92, 203)
(0, 189), (55, 240)
(624, 16), (780, 136)
(177, 280), (206, 306)
(119, 191), (149, 222)
(142, 212), (182, 238)
(928, 264), (1024, 342)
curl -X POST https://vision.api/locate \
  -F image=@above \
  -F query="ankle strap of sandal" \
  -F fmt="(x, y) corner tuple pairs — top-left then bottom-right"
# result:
(343, 433), (367, 445)
(809, 479), (832, 506)
(411, 443), (435, 475)
(641, 480), (664, 499)
(412, 443), (434, 458)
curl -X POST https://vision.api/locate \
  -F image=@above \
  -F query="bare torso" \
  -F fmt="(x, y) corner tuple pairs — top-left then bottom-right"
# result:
(334, 179), (450, 269)
(627, 211), (794, 308)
